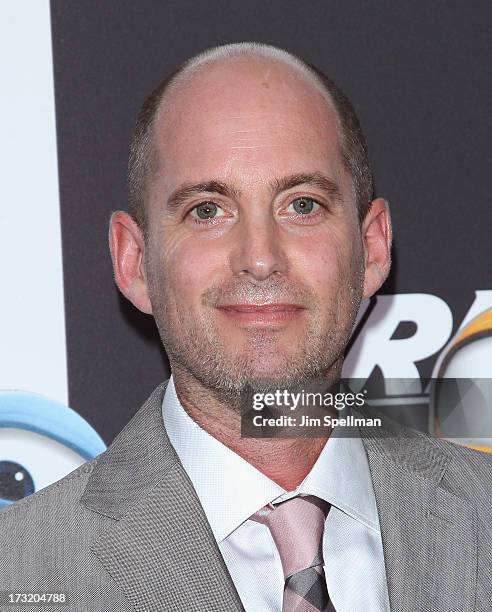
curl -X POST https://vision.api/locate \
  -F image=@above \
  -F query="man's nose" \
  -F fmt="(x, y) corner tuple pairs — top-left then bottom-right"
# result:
(229, 216), (288, 281)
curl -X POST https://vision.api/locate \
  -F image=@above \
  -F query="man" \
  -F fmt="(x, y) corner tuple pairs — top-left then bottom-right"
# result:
(1, 42), (491, 612)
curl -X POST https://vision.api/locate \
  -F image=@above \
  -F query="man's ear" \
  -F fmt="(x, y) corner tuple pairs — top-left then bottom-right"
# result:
(361, 198), (393, 299)
(108, 211), (153, 314)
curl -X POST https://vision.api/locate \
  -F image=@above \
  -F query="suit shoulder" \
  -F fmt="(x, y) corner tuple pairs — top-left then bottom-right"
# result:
(439, 437), (492, 471)
(431, 437), (492, 508)
(0, 459), (96, 526)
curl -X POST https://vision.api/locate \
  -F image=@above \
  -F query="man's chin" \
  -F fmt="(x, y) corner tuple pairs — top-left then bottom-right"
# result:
(208, 366), (320, 397)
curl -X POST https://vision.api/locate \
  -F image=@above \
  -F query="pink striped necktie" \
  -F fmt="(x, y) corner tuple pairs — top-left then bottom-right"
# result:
(251, 495), (336, 612)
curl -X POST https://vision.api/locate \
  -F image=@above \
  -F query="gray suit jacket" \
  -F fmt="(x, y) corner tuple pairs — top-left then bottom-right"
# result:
(1, 380), (492, 611)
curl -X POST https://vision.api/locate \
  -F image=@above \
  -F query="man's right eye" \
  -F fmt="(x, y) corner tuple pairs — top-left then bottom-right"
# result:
(190, 201), (225, 220)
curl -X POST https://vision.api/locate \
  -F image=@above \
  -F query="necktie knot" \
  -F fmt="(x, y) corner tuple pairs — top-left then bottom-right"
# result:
(251, 495), (330, 579)
(251, 495), (334, 610)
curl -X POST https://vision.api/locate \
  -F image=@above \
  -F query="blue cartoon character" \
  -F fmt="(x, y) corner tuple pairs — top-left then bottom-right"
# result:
(0, 391), (106, 510)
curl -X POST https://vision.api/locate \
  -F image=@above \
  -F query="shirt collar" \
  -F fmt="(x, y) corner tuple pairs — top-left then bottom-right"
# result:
(162, 375), (380, 542)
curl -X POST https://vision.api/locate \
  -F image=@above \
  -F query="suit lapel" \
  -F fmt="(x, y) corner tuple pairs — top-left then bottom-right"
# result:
(81, 381), (478, 611)
(80, 381), (245, 612)
(360, 419), (477, 612)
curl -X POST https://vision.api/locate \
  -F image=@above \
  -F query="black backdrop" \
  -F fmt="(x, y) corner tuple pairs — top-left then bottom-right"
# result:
(50, 1), (492, 443)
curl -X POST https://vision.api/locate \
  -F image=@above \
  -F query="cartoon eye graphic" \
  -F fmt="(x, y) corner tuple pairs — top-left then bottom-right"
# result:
(430, 308), (492, 453)
(0, 461), (35, 503)
(0, 391), (106, 509)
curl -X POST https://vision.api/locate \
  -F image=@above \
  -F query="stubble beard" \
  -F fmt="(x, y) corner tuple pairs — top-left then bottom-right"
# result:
(146, 260), (365, 411)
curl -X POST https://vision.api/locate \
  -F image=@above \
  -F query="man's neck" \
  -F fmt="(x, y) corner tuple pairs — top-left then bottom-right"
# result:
(171, 366), (334, 491)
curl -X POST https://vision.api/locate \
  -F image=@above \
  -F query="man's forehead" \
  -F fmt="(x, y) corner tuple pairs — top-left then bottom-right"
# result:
(158, 57), (337, 135)
(150, 56), (343, 183)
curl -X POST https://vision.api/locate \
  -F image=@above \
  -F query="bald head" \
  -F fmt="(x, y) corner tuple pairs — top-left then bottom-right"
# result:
(128, 42), (373, 235)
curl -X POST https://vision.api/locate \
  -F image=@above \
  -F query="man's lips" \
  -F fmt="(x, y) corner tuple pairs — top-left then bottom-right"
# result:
(215, 303), (306, 324)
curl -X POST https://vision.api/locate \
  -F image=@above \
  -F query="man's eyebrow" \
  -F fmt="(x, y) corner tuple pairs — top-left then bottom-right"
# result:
(166, 181), (241, 212)
(165, 172), (342, 212)
(271, 172), (343, 202)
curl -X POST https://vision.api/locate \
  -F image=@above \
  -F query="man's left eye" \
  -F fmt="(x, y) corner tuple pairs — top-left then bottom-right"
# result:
(190, 201), (225, 220)
(287, 197), (320, 215)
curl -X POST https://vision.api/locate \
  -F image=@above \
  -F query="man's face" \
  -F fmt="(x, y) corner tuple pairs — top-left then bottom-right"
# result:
(143, 58), (365, 395)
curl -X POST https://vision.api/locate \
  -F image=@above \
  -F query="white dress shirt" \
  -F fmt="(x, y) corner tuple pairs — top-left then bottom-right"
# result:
(162, 376), (390, 611)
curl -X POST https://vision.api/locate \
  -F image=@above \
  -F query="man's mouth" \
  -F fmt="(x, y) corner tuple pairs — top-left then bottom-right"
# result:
(215, 303), (306, 325)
